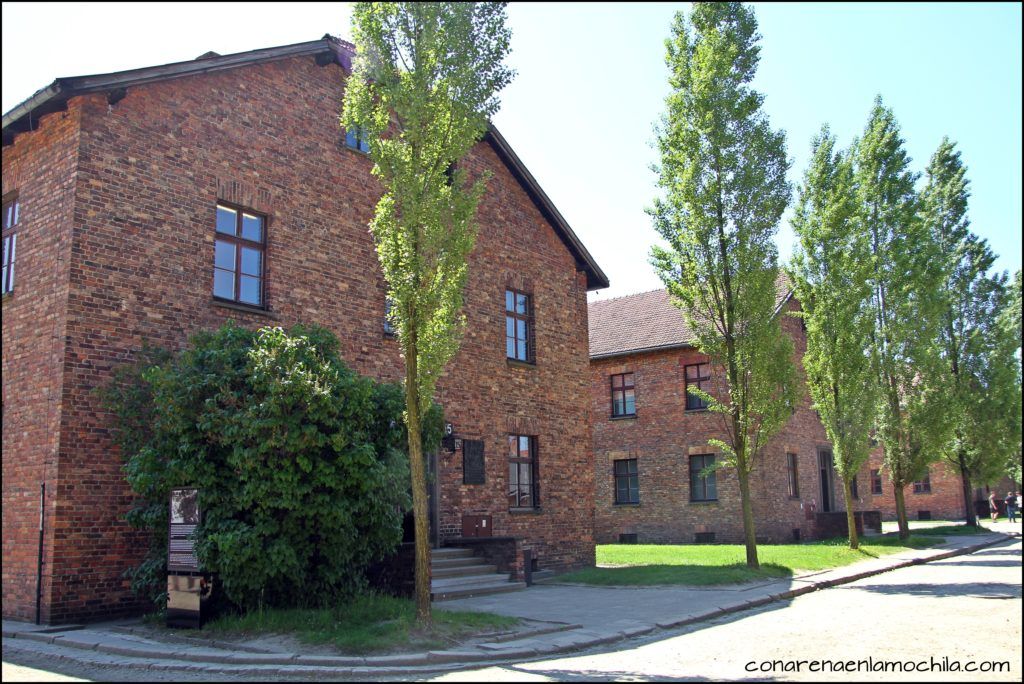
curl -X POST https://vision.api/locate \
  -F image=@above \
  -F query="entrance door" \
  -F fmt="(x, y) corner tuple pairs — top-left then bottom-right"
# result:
(818, 449), (835, 513)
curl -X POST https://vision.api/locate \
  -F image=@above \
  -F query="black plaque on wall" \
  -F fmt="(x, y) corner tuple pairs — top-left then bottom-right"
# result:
(462, 440), (485, 485)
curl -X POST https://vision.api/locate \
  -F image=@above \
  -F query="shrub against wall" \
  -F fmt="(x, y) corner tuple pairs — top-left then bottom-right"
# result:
(102, 323), (441, 611)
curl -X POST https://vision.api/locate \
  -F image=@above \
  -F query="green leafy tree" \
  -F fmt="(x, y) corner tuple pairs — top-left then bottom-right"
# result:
(856, 98), (951, 539)
(923, 138), (1019, 524)
(790, 127), (876, 549)
(342, 2), (513, 622)
(650, 2), (797, 568)
(103, 324), (439, 611)
(996, 270), (1022, 484)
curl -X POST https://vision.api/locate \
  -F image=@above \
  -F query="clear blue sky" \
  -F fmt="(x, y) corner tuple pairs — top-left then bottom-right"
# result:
(3, 2), (1020, 300)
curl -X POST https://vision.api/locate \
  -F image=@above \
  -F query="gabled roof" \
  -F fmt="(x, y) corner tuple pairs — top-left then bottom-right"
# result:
(1, 35), (609, 290)
(588, 276), (794, 360)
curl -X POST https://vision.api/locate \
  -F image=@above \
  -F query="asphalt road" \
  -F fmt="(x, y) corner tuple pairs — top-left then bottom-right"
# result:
(431, 537), (1022, 682)
(4, 538), (1021, 682)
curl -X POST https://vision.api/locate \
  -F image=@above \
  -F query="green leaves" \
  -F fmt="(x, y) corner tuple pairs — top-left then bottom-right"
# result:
(651, 3), (796, 568)
(104, 324), (441, 611)
(789, 126), (876, 494)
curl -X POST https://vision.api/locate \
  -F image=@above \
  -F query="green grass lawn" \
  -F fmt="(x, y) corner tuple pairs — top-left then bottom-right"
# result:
(558, 534), (945, 587)
(202, 593), (518, 654)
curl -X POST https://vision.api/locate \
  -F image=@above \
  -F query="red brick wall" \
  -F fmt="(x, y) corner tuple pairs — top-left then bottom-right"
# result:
(866, 451), (968, 521)
(2, 54), (593, 621)
(2, 103), (81, 622)
(590, 298), (874, 544)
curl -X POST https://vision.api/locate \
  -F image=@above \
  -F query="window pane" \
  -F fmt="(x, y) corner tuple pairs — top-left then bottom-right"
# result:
(699, 363), (710, 378)
(519, 436), (530, 458)
(506, 290), (514, 311)
(516, 293), (528, 314)
(506, 316), (514, 337)
(508, 435), (517, 459)
(616, 480), (628, 503)
(241, 213), (262, 242)
(214, 240), (236, 270)
(506, 337), (516, 359)
(508, 462), (518, 486)
(623, 373), (634, 388)
(612, 374), (623, 389)
(13, 200), (18, 225)
(216, 206), (237, 235)
(520, 463), (531, 485)
(706, 474), (717, 500)
(2, 235), (8, 266)
(613, 397), (624, 415)
(614, 460), (626, 476)
(624, 390), (635, 414)
(213, 269), (235, 299)
(685, 365), (696, 380)
(516, 319), (527, 341)
(241, 247), (261, 276)
(239, 276), (261, 305)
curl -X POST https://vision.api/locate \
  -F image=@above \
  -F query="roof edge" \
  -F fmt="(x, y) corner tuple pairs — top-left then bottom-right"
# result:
(590, 342), (695, 361)
(485, 125), (609, 291)
(3, 38), (348, 142)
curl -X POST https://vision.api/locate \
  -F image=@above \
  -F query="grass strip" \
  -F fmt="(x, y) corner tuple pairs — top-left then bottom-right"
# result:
(559, 534), (944, 587)
(203, 593), (518, 654)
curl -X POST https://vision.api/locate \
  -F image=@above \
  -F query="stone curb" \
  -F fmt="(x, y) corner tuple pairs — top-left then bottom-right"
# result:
(2, 532), (1015, 677)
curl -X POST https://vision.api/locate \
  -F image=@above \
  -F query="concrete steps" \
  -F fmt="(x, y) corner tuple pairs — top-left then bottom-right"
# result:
(430, 547), (525, 601)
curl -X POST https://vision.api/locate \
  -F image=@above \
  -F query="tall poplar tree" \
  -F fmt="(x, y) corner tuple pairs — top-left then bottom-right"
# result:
(790, 127), (876, 549)
(856, 98), (950, 539)
(650, 2), (797, 568)
(923, 138), (1016, 525)
(342, 2), (513, 623)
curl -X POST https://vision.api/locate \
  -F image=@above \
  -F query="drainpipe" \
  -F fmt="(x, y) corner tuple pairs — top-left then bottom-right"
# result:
(36, 482), (44, 625)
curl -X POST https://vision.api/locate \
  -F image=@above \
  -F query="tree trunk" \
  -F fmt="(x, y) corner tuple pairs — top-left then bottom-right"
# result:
(404, 349), (432, 625)
(843, 478), (859, 550)
(737, 464), (759, 569)
(893, 483), (909, 540)
(957, 449), (977, 527)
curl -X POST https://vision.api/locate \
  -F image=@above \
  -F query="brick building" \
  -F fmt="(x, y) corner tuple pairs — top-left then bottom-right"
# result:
(587, 288), (1016, 542)
(2, 36), (607, 623)
(588, 287), (884, 545)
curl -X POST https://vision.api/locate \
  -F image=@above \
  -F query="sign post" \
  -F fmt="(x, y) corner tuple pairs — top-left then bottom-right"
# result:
(166, 488), (213, 628)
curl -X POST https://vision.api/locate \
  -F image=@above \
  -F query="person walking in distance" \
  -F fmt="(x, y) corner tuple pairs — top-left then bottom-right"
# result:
(1005, 492), (1018, 523)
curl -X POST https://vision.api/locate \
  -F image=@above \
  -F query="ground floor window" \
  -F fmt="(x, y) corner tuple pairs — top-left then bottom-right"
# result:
(614, 458), (639, 504)
(508, 434), (538, 509)
(689, 453), (717, 502)
(871, 469), (883, 495)
(912, 469), (931, 494)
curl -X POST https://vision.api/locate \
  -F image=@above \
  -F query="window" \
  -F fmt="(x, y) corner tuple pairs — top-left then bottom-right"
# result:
(613, 459), (639, 504)
(2, 196), (19, 295)
(384, 296), (396, 336)
(214, 204), (265, 307)
(850, 476), (859, 499)
(913, 470), (931, 494)
(684, 363), (711, 410)
(508, 435), (538, 509)
(345, 126), (370, 153)
(505, 289), (533, 363)
(610, 373), (636, 417)
(689, 453), (717, 502)
(786, 452), (799, 498)
(871, 469), (883, 495)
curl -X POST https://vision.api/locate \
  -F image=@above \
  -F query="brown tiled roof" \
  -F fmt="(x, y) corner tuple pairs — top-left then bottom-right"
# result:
(589, 276), (793, 359)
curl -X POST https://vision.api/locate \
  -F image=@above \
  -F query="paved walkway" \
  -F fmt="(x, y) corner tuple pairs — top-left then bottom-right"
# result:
(3, 527), (1019, 679)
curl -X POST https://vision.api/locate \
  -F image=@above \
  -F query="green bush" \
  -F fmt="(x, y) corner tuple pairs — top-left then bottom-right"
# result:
(103, 323), (441, 611)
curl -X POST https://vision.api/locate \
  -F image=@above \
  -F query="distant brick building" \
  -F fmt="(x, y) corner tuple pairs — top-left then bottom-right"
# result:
(587, 288), (864, 544)
(2, 36), (607, 623)
(587, 288), (1015, 543)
